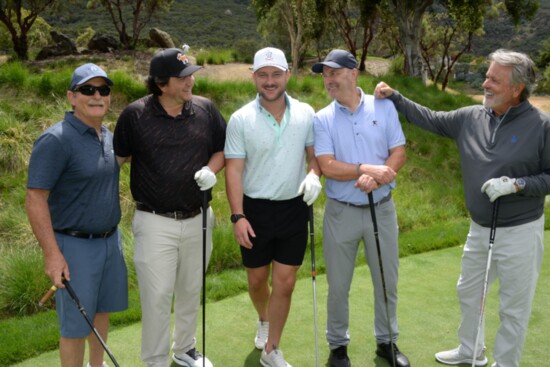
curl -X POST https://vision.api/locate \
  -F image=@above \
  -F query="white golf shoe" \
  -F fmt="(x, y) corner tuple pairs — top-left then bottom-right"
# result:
(255, 320), (269, 349)
(435, 346), (488, 366)
(86, 363), (108, 367)
(260, 346), (292, 367)
(172, 348), (213, 367)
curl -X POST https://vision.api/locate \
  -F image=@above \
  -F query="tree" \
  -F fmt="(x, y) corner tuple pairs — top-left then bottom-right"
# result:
(0, 0), (61, 60)
(384, 0), (434, 78)
(325, 0), (382, 71)
(382, 0), (540, 78)
(419, 1), (486, 90)
(87, 0), (173, 50)
(252, 0), (322, 76)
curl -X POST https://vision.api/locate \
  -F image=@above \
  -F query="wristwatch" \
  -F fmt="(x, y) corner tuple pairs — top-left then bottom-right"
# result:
(514, 178), (526, 191)
(230, 213), (246, 223)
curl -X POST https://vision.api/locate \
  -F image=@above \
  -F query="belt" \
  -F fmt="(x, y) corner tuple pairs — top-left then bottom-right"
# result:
(334, 193), (392, 208)
(54, 226), (117, 239)
(136, 202), (201, 220)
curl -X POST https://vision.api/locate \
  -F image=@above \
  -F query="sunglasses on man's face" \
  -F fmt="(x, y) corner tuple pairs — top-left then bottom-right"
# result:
(73, 85), (111, 96)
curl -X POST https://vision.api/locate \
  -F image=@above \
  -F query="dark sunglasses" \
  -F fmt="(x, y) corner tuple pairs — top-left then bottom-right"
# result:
(73, 85), (111, 96)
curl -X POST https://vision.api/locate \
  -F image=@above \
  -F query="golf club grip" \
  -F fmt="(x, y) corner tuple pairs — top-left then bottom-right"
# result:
(309, 206), (316, 277)
(490, 198), (500, 242)
(62, 279), (81, 305)
(39, 285), (57, 306)
(367, 193), (379, 232)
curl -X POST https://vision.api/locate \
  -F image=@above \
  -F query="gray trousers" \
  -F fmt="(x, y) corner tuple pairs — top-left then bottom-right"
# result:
(323, 197), (400, 348)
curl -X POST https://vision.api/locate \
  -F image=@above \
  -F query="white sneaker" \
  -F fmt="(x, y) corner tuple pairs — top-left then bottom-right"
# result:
(172, 348), (213, 367)
(86, 363), (108, 367)
(435, 346), (488, 366)
(260, 347), (292, 367)
(255, 320), (269, 349)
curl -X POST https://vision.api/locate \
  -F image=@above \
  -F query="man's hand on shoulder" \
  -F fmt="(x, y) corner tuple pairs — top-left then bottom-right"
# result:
(374, 82), (394, 99)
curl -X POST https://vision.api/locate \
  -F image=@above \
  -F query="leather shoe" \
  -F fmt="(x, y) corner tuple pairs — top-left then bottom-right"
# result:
(376, 343), (410, 367)
(329, 345), (351, 367)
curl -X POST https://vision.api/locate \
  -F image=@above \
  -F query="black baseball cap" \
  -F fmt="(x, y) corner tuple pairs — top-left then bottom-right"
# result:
(149, 47), (203, 78)
(311, 49), (358, 73)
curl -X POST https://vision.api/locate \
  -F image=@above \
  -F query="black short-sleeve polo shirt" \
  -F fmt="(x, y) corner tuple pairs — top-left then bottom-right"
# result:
(114, 94), (226, 212)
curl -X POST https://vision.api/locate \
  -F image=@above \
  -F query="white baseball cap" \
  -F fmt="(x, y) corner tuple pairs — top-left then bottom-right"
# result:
(253, 47), (288, 72)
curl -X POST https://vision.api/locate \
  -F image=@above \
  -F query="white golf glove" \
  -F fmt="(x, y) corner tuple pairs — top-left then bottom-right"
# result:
(298, 173), (322, 206)
(481, 176), (517, 202)
(194, 166), (216, 191)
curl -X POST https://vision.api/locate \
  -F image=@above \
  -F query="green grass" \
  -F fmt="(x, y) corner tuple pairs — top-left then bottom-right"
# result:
(10, 233), (550, 367)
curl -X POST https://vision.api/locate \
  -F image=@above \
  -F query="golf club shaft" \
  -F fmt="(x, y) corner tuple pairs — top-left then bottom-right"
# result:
(368, 192), (396, 367)
(471, 199), (500, 367)
(309, 205), (319, 367)
(202, 191), (208, 367)
(38, 285), (57, 306)
(62, 279), (120, 367)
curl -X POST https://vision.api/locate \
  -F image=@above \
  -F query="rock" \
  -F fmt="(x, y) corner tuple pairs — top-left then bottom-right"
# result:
(149, 28), (175, 48)
(88, 33), (119, 53)
(35, 31), (78, 60)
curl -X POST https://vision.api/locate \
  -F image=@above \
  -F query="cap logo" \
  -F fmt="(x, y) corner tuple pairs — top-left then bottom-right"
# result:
(177, 53), (189, 65)
(264, 51), (274, 62)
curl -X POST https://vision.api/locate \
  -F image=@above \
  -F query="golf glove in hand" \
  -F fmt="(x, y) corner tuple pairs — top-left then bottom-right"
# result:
(481, 176), (517, 202)
(194, 166), (216, 191)
(298, 173), (322, 206)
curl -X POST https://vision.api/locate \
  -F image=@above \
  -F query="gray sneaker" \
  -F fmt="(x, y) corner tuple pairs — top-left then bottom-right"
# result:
(435, 346), (488, 366)
(260, 346), (292, 367)
(255, 320), (269, 350)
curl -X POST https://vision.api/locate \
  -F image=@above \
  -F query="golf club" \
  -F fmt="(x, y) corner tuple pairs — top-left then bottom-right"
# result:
(308, 205), (319, 367)
(471, 198), (500, 367)
(62, 278), (121, 367)
(368, 192), (396, 367)
(201, 191), (208, 367)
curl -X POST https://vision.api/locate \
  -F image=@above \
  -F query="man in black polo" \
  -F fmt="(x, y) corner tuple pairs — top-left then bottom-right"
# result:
(114, 47), (226, 367)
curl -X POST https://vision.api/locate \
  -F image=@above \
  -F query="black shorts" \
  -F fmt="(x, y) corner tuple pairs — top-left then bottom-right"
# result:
(241, 195), (308, 268)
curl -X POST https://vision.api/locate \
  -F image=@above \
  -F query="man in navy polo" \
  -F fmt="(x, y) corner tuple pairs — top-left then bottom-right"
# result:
(26, 63), (128, 367)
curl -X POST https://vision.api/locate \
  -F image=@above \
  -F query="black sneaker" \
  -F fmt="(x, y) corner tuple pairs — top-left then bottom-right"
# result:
(329, 346), (351, 367)
(376, 343), (410, 367)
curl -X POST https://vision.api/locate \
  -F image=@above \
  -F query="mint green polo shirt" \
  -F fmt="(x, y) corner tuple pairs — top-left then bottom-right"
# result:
(225, 93), (315, 200)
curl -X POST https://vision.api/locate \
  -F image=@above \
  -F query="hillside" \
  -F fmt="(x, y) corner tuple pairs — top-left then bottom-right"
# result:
(41, 0), (550, 57)
(43, 0), (261, 49)
(471, 0), (550, 57)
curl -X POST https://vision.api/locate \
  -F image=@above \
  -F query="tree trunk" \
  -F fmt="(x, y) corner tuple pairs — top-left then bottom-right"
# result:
(389, 0), (433, 78)
(12, 34), (29, 61)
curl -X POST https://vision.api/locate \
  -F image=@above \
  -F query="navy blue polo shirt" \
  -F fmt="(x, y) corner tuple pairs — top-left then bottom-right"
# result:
(27, 112), (121, 233)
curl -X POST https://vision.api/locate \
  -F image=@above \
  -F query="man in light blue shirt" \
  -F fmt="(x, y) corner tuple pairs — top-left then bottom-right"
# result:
(312, 50), (409, 367)
(225, 47), (322, 367)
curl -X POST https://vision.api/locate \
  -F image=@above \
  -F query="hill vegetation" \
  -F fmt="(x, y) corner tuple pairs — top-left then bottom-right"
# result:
(42, 0), (261, 49)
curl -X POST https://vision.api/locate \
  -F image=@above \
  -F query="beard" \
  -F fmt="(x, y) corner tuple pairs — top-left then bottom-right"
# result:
(259, 87), (285, 102)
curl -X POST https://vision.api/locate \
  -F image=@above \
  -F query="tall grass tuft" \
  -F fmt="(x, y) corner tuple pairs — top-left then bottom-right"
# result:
(0, 248), (50, 316)
(0, 61), (29, 88)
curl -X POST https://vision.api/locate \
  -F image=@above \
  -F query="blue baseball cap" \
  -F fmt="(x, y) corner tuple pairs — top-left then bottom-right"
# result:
(312, 49), (358, 73)
(69, 63), (113, 90)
